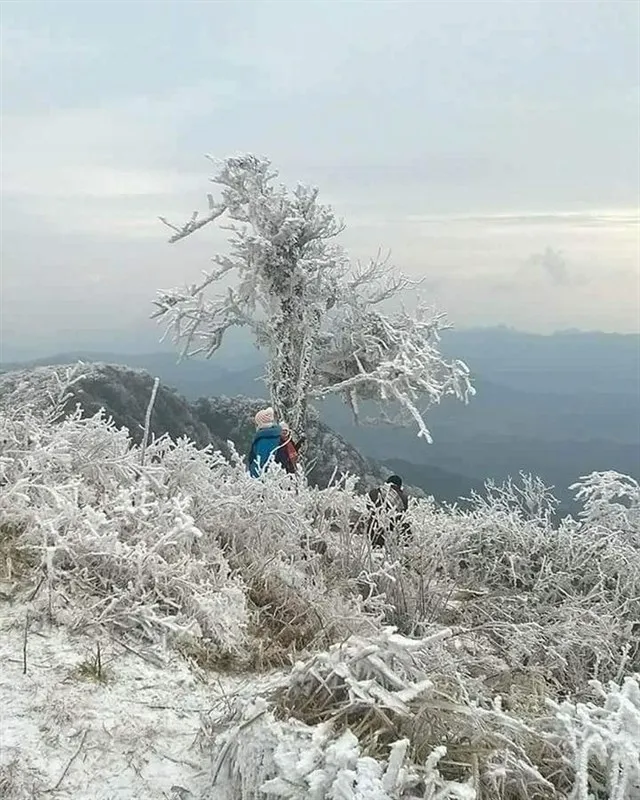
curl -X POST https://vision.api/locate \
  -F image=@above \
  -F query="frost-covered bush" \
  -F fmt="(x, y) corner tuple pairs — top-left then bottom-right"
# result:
(204, 627), (640, 799)
(204, 629), (481, 799)
(206, 699), (477, 800)
(0, 405), (248, 654)
(2, 367), (639, 799)
(389, 473), (640, 689)
(0, 368), (376, 663)
(570, 471), (640, 540)
(549, 675), (640, 800)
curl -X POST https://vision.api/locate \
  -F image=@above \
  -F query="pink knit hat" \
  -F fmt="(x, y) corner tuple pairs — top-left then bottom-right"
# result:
(254, 407), (275, 428)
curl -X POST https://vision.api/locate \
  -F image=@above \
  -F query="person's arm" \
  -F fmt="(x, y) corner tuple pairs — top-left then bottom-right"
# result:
(289, 433), (305, 453)
(247, 440), (258, 475)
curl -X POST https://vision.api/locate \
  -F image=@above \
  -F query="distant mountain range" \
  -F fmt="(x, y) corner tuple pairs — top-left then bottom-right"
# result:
(439, 327), (640, 396)
(2, 327), (639, 513)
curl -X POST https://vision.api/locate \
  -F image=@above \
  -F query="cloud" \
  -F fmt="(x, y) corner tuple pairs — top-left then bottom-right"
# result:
(0, 83), (237, 235)
(2, 82), (236, 169)
(2, 165), (199, 200)
(525, 247), (576, 286)
(405, 211), (640, 229)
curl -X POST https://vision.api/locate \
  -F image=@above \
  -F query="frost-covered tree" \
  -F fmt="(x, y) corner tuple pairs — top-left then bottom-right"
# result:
(153, 155), (473, 438)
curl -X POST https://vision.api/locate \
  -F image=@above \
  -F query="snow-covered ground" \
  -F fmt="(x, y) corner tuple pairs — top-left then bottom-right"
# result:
(1, 598), (230, 799)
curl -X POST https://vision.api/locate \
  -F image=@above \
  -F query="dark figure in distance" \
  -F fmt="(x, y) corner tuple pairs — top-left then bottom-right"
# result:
(366, 475), (410, 548)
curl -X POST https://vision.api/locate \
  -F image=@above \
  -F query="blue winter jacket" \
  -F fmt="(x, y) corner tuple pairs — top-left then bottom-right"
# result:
(247, 425), (286, 477)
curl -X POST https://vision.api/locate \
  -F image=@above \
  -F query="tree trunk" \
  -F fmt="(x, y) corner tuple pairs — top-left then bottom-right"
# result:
(264, 245), (320, 440)
(268, 304), (308, 435)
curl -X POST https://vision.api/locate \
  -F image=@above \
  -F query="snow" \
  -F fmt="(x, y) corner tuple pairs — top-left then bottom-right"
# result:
(1, 365), (640, 799)
(0, 600), (219, 799)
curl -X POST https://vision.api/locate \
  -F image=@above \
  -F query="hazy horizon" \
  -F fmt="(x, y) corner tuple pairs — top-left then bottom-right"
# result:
(1, 0), (639, 357)
(2, 324), (638, 367)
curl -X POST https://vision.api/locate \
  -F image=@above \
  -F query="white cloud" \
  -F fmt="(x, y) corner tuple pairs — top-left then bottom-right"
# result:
(404, 211), (640, 229)
(1, 82), (238, 234)
(3, 165), (199, 200)
(2, 81), (236, 168)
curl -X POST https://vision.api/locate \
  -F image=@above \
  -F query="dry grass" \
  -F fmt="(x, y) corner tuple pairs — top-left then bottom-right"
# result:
(74, 642), (110, 684)
(246, 575), (335, 671)
(0, 523), (35, 583)
(269, 631), (565, 798)
(176, 637), (238, 673)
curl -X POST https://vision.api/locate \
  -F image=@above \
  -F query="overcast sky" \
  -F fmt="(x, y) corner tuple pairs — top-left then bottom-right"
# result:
(1, 0), (639, 359)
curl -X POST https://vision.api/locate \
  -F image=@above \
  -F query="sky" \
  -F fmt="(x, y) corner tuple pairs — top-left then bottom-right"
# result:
(1, 0), (639, 360)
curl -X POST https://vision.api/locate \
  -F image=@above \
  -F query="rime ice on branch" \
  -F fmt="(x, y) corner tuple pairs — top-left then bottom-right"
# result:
(153, 154), (473, 439)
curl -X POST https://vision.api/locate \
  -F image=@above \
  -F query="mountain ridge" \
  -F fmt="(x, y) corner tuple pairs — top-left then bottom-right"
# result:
(2, 325), (638, 511)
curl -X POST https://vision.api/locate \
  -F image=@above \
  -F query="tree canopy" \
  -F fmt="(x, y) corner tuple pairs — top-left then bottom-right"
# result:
(153, 154), (473, 438)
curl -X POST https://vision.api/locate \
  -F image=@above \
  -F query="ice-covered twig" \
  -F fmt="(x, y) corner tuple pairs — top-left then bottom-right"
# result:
(140, 377), (160, 466)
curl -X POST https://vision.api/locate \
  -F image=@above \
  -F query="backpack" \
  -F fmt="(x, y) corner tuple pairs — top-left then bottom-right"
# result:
(280, 432), (298, 471)
(377, 483), (406, 515)
(248, 426), (287, 477)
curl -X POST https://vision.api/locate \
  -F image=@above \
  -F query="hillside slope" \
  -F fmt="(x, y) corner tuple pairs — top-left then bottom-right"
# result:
(0, 363), (385, 491)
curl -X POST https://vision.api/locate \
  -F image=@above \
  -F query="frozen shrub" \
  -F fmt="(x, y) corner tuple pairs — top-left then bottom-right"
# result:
(1, 367), (639, 799)
(549, 675), (640, 800)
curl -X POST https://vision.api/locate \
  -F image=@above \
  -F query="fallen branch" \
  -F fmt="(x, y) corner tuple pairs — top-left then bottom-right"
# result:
(47, 729), (89, 792)
(22, 612), (29, 674)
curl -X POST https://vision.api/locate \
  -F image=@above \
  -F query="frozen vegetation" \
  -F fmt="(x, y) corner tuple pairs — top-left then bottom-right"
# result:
(154, 155), (473, 440)
(0, 366), (639, 799)
(0, 362), (387, 491)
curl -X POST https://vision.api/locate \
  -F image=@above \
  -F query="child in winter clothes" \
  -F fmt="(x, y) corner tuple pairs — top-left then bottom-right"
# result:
(247, 407), (292, 477)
